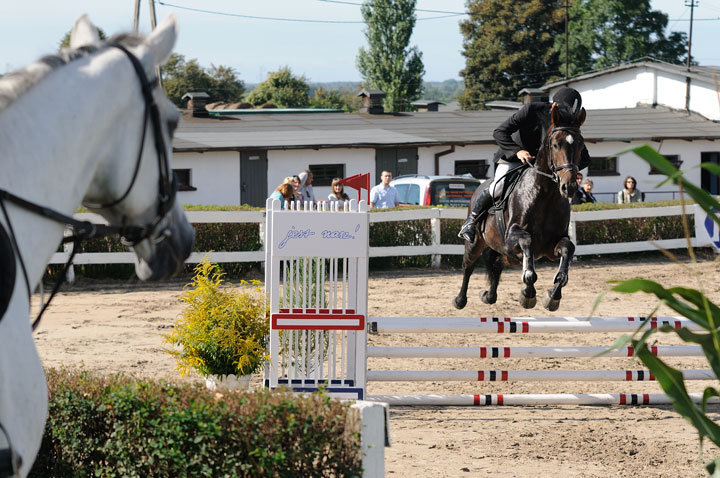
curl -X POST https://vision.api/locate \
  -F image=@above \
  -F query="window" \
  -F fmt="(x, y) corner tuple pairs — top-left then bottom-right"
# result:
(173, 169), (196, 191)
(394, 184), (409, 203)
(454, 160), (490, 179)
(649, 154), (683, 174)
(406, 184), (421, 205)
(309, 164), (345, 186)
(588, 156), (619, 176)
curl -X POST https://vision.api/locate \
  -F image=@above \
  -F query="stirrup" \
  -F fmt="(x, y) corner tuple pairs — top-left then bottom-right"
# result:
(458, 219), (476, 242)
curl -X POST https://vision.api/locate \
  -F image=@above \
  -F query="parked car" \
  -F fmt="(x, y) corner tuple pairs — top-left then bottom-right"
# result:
(390, 174), (484, 207)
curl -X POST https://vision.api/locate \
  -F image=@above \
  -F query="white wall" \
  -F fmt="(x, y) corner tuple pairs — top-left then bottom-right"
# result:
(268, 149), (375, 201)
(173, 151), (239, 205)
(420, 144), (498, 178)
(550, 67), (720, 121)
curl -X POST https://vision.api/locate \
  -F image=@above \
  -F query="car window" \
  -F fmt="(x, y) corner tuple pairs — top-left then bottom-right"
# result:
(407, 184), (421, 205)
(430, 181), (478, 207)
(394, 184), (409, 203)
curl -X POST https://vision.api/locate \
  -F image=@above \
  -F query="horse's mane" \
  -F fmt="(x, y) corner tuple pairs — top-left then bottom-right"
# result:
(0, 34), (143, 112)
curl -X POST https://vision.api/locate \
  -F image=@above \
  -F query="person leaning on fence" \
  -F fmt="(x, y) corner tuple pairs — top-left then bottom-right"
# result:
(328, 178), (350, 202)
(269, 183), (295, 209)
(370, 170), (400, 209)
(297, 170), (316, 203)
(618, 176), (642, 203)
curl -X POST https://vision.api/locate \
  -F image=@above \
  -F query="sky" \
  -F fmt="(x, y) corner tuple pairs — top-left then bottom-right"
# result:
(1, 0), (718, 84)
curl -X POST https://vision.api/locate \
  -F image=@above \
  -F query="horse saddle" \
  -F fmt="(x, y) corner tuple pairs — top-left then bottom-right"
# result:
(485, 163), (531, 241)
(0, 223), (16, 321)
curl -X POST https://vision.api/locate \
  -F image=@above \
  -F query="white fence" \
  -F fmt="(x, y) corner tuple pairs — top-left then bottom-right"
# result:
(50, 204), (718, 268)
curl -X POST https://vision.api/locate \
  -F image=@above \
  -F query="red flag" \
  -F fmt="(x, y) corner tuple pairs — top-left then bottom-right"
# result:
(339, 173), (370, 203)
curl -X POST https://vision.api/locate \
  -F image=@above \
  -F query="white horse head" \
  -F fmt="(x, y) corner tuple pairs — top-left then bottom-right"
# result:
(0, 15), (193, 476)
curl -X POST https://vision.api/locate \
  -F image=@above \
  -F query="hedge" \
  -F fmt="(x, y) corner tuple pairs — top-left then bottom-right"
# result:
(47, 200), (699, 280)
(31, 369), (362, 477)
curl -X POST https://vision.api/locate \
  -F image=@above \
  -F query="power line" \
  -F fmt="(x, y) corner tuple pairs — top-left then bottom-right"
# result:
(157, 1), (463, 23)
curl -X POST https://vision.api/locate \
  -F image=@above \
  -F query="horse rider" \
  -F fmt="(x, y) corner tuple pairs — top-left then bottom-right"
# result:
(458, 87), (591, 243)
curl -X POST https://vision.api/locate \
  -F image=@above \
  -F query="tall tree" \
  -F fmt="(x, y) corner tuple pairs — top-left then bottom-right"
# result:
(554, 0), (688, 78)
(245, 67), (310, 108)
(459, 0), (563, 110)
(162, 53), (244, 106)
(356, 0), (425, 113)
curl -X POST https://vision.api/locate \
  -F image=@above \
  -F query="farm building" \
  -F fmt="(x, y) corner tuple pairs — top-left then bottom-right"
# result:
(172, 81), (720, 207)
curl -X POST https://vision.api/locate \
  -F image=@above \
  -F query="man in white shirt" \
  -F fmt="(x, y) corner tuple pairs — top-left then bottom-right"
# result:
(297, 169), (316, 203)
(370, 170), (399, 208)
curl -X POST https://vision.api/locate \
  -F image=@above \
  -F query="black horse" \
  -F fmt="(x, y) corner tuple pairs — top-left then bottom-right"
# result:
(454, 104), (586, 311)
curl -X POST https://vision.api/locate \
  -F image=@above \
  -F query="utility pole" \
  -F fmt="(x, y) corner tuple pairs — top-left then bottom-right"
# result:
(133, 0), (141, 33)
(564, 0), (569, 79)
(684, 0), (698, 111)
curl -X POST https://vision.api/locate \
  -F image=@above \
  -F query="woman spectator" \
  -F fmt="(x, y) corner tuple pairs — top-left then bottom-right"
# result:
(283, 176), (302, 201)
(618, 176), (642, 203)
(576, 178), (597, 204)
(328, 178), (350, 202)
(269, 183), (295, 209)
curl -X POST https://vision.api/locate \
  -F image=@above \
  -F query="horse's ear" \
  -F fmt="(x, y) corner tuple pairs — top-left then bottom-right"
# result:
(577, 107), (586, 127)
(550, 103), (561, 126)
(70, 14), (100, 48)
(143, 15), (178, 67)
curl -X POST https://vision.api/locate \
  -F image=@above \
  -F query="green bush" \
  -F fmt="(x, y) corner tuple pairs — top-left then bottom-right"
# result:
(31, 369), (362, 477)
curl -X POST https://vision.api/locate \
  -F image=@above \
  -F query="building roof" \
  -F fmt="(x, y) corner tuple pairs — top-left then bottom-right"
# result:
(173, 105), (720, 152)
(543, 60), (720, 90)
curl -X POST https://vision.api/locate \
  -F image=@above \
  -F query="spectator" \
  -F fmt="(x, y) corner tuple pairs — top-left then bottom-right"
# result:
(328, 178), (350, 202)
(297, 170), (316, 203)
(618, 176), (642, 203)
(269, 183), (295, 209)
(576, 178), (597, 204)
(571, 172), (584, 204)
(370, 170), (399, 209)
(283, 176), (302, 201)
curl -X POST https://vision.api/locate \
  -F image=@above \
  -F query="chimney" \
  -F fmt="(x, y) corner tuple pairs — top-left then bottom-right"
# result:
(357, 89), (386, 114)
(518, 88), (549, 105)
(411, 100), (445, 112)
(181, 91), (210, 117)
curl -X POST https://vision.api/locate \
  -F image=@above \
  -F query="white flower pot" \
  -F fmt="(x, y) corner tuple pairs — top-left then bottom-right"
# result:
(205, 374), (252, 392)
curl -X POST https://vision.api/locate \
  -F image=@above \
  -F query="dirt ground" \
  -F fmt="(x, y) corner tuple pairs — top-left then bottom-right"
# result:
(34, 253), (720, 477)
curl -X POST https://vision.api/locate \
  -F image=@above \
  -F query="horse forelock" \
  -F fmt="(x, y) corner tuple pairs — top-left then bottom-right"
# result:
(0, 33), (144, 113)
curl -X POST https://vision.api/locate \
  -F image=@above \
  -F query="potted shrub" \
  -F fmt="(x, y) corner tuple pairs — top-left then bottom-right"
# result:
(165, 259), (269, 390)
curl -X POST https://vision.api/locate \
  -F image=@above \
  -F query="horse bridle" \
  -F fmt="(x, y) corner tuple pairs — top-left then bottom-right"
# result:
(0, 42), (177, 331)
(532, 126), (583, 183)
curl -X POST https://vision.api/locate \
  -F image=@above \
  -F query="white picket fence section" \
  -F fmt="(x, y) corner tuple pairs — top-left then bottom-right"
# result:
(49, 204), (718, 268)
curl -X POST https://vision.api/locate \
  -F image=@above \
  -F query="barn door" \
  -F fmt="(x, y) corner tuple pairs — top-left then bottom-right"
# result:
(374, 147), (418, 183)
(240, 151), (268, 206)
(701, 152), (719, 196)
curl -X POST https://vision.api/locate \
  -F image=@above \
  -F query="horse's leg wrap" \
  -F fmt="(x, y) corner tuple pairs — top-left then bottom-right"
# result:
(482, 248), (503, 304)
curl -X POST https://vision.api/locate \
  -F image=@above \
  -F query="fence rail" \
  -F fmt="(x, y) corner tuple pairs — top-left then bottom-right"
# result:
(50, 204), (716, 269)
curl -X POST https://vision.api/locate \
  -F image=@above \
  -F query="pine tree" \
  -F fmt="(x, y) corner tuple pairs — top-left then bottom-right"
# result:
(356, 0), (425, 113)
(554, 0), (688, 78)
(459, 0), (563, 110)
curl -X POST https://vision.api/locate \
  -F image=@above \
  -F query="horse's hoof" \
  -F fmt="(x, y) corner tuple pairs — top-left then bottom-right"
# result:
(519, 293), (536, 309)
(542, 291), (560, 311)
(481, 291), (497, 305)
(453, 296), (467, 310)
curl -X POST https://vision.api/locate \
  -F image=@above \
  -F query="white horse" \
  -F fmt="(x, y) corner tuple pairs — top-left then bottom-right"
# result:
(0, 15), (193, 476)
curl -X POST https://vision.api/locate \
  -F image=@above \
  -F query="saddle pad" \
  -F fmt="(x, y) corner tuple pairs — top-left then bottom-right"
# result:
(0, 223), (16, 321)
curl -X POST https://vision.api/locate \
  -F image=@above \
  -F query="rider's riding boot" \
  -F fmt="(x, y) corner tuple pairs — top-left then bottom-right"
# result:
(458, 189), (493, 242)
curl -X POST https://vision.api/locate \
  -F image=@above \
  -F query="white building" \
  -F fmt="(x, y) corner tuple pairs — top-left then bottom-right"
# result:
(172, 87), (720, 206)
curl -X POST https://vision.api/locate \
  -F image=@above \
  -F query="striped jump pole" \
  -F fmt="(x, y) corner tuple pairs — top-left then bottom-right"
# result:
(367, 345), (703, 359)
(366, 369), (715, 382)
(369, 317), (702, 334)
(366, 393), (720, 407)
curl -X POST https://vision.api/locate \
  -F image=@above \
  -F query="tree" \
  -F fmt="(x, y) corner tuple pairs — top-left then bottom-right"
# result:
(162, 54), (245, 106)
(356, 0), (425, 113)
(460, 0), (563, 110)
(245, 67), (310, 108)
(309, 86), (360, 112)
(555, 0), (688, 78)
(58, 27), (107, 50)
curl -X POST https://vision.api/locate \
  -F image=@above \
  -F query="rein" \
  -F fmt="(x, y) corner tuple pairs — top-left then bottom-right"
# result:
(0, 43), (175, 331)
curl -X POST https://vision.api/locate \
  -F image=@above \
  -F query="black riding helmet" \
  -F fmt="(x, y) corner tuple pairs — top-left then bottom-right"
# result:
(553, 87), (582, 114)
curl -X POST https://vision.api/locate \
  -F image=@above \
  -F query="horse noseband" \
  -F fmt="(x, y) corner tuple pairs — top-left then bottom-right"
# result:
(547, 126), (582, 179)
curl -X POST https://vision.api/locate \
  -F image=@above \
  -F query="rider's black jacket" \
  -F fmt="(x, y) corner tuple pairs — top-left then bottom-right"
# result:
(493, 102), (591, 170)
